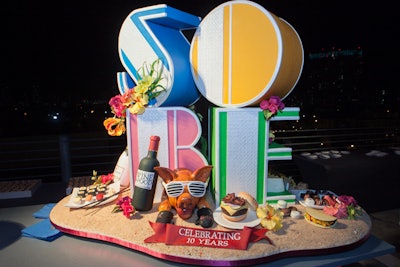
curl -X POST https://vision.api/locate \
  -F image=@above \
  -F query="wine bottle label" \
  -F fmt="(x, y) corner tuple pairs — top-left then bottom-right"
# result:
(135, 169), (155, 190)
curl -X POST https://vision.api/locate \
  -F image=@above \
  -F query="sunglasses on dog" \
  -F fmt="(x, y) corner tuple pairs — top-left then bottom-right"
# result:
(162, 180), (208, 198)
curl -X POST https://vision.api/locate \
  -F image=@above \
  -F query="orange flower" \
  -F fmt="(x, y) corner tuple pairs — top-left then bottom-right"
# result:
(121, 88), (135, 106)
(103, 117), (126, 136)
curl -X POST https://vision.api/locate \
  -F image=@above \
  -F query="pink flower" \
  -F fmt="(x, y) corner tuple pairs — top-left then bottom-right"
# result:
(323, 205), (348, 219)
(109, 95), (126, 118)
(260, 99), (270, 110)
(323, 205), (338, 216)
(335, 205), (349, 219)
(260, 96), (285, 120)
(269, 96), (285, 110)
(323, 195), (362, 219)
(338, 195), (358, 207)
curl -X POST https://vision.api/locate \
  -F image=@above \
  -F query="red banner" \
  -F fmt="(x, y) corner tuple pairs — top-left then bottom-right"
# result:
(144, 222), (273, 250)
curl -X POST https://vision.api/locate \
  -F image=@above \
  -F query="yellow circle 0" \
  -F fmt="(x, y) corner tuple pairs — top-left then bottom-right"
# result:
(190, 1), (303, 107)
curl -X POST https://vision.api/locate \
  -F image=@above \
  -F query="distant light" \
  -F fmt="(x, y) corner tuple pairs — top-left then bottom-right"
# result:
(90, 110), (94, 114)
(23, 112), (28, 116)
(320, 142), (324, 146)
(48, 112), (60, 120)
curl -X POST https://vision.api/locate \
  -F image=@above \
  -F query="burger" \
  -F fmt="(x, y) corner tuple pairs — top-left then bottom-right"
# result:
(304, 207), (337, 228)
(220, 192), (258, 222)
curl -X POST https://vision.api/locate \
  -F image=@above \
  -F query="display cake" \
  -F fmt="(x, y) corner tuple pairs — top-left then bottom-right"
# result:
(50, 1), (371, 266)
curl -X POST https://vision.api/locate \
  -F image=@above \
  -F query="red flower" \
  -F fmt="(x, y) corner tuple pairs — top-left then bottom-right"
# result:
(113, 196), (135, 219)
(101, 173), (114, 184)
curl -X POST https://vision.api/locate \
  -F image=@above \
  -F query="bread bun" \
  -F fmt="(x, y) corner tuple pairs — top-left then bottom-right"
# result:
(237, 192), (258, 211)
(222, 212), (248, 222)
(220, 193), (249, 222)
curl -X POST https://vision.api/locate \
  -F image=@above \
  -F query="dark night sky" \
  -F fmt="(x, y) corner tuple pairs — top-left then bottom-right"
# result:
(1, 0), (398, 101)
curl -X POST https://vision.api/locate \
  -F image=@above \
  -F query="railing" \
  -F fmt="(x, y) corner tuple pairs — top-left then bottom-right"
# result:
(270, 125), (400, 179)
(1, 125), (399, 184)
(0, 132), (126, 183)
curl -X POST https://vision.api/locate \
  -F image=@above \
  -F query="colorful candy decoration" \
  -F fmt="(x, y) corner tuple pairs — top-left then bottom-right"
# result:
(127, 107), (208, 202)
(118, 4), (201, 106)
(190, 1), (303, 107)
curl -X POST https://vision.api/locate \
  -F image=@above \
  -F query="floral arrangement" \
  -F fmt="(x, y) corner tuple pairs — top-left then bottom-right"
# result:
(260, 95), (285, 120)
(112, 196), (136, 219)
(91, 170), (114, 185)
(323, 195), (362, 219)
(260, 96), (284, 144)
(103, 59), (166, 136)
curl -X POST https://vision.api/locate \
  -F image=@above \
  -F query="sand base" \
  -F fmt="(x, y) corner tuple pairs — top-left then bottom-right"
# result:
(50, 190), (371, 266)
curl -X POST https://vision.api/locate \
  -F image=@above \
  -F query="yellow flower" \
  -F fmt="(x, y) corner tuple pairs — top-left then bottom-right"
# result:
(134, 92), (149, 106)
(128, 101), (146, 115)
(256, 204), (284, 231)
(136, 75), (155, 94)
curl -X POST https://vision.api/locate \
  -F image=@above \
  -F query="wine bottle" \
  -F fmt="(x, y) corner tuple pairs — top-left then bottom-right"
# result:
(131, 136), (160, 211)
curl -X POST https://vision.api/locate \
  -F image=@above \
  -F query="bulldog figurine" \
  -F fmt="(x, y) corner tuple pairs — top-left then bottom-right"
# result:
(154, 165), (214, 228)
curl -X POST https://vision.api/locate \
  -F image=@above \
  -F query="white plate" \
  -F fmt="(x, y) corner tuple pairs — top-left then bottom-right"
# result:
(213, 207), (261, 229)
(292, 189), (337, 210)
(65, 182), (120, 208)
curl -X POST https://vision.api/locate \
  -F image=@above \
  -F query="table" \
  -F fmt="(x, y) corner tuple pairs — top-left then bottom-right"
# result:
(0, 204), (395, 267)
(293, 149), (400, 213)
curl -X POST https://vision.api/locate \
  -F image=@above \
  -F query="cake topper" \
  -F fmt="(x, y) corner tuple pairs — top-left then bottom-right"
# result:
(154, 165), (214, 228)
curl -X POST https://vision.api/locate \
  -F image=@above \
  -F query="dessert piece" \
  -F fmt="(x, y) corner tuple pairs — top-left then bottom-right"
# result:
(280, 206), (298, 217)
(290, 210), (301, 219)
(277, 199), (287, 209)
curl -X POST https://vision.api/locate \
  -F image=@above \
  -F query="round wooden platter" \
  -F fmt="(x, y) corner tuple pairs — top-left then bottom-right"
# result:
(50, 191), (371, 266)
